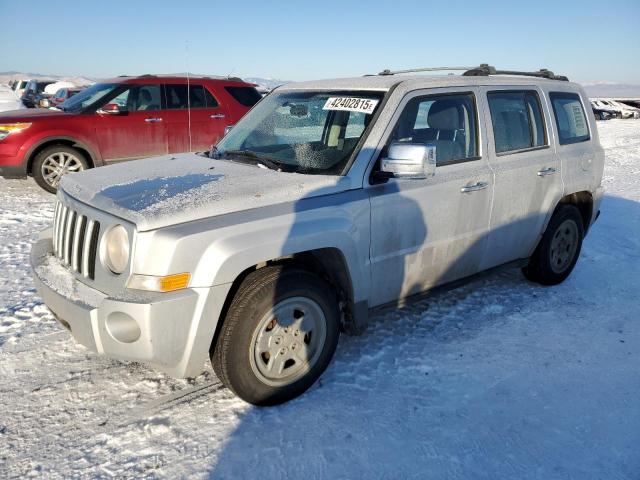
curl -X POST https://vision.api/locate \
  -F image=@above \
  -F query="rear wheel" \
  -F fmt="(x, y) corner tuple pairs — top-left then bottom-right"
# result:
(522, 204), (584, 285)
(32, 145), (89, 193)
(211, 266), (340, 406)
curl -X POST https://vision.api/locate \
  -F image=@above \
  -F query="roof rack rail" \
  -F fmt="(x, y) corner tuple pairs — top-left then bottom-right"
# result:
(378, 66), (474, 76)
(462, 64), (569, 81)
(376, 64), (569, 81)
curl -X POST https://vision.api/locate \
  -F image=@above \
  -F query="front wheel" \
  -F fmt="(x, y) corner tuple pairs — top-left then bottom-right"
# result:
(211, 266), (340, 406)
(32, 145), (89, 193)
(522, 204), (584, 285)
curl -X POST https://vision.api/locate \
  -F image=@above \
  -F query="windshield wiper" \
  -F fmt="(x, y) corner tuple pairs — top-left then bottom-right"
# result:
(223, 150), (282, 172)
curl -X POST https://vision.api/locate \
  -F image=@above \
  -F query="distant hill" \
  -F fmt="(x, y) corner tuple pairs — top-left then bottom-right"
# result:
(0, 71), (290, 93)
(582, 82), (640, 99)
(244, 77), (289, 90)
(5, 71), (635, 99)
(0, 71), (94, 87)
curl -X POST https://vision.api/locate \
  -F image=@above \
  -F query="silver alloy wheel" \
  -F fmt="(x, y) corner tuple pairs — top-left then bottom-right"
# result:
(41, 151), (84, 188)
(549, 219), (579, 273)
(250, 296), (327, 387)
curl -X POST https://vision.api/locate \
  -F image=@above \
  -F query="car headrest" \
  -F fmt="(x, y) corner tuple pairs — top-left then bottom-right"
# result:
(428, 100), (462, 131)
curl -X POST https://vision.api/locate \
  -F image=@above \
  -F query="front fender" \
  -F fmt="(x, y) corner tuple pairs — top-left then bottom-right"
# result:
(21, 131), (103, 169)
(200, 215), (370, 303)
(133, 194), (371, 303)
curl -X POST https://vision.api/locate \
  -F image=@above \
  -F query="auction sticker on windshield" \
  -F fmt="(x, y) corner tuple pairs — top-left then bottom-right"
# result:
(323, 97), (379, 114)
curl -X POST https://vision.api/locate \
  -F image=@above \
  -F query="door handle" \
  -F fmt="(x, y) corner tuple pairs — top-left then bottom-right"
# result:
(144, 117), (163, 123)
(210, 113), (226, 119)
(460, 181), (489, 193)
(537, 167), (556, 176)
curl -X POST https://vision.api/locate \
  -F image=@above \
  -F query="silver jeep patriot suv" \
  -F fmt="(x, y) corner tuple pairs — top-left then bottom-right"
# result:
(31, 65), (604, 405)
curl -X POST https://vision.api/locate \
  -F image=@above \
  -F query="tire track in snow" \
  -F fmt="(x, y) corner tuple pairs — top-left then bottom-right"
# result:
(104, 380), (224, 431)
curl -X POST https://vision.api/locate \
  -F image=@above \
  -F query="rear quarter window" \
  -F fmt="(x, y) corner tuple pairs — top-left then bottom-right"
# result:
(549, 92), (590, 145)
(225, 86), (262, 107)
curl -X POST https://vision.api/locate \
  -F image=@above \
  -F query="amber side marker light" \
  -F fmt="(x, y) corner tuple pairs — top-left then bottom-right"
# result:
(127, 273), (191, 293)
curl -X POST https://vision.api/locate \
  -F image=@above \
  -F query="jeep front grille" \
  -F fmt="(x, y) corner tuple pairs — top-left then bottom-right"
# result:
(52, 201), (101, 279)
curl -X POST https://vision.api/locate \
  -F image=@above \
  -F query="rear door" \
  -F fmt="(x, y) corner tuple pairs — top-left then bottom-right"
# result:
(163, 83), (228, 153)
(94, 83), (167, 161)
(478, 86), (563, 270)
(548, 91), (599, 201)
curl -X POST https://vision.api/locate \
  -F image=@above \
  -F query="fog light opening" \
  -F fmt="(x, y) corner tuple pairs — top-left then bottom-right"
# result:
(106, 311), (141, 343)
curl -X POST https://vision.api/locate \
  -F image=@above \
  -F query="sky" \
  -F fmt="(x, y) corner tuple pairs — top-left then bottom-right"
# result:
(1, 0), (639, 84)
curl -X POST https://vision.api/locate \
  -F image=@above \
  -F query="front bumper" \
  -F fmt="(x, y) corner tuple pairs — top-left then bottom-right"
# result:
(30, 232), (229, 378)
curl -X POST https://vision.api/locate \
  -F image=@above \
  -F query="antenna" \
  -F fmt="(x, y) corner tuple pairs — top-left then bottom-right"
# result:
(185, 40), (192, 152)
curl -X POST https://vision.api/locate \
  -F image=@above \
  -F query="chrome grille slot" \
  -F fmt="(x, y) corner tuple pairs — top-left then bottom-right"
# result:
(51, 200), (101, 280)
(52, 202), (62, 255)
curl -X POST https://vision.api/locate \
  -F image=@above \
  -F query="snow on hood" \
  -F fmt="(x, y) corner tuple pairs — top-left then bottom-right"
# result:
(60, 153), (353, 231)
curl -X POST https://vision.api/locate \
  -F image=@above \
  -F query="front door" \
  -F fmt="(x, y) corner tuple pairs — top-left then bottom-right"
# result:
(368, 88), (493, 307)
(94, 83), (167, 161)
(478, 87), (563, 270)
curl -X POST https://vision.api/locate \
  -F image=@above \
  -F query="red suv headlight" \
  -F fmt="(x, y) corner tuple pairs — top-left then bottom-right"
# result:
(0, 123), (32, 141)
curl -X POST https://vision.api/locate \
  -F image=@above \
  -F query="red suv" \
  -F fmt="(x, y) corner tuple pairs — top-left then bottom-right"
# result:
(0, 75), (262, 192)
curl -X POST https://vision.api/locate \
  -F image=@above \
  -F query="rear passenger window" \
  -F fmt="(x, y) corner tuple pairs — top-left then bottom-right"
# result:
(549, 92), (590, 145)
(389, 93), (478, 166)
(165, 84), (219, 109)
(488, 91), (547, 154)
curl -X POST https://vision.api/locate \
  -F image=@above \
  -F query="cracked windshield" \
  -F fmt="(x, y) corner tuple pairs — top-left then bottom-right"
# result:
(215, 91), (383, 174)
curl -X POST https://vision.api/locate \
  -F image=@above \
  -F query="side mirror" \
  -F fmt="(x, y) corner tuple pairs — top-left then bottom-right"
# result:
(97, 103), (122, 115)
(380, 142), (436, 179)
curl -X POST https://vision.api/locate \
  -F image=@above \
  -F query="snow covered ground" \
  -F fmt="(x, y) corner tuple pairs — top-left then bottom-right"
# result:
(0, 120), (639, 479)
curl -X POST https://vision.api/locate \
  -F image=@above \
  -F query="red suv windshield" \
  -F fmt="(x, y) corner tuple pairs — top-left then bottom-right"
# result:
(59, 83), (119, 112)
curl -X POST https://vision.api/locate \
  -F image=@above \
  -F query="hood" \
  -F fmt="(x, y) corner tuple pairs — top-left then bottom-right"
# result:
(60, 153), (354, 231)
(0, 108), (70, 121)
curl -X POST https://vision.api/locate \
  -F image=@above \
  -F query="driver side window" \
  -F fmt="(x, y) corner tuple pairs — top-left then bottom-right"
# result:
(389, 93), (478, 166)
(110, 84), (162, 111)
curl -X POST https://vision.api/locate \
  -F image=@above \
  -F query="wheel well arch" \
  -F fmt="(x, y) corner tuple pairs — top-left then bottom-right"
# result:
(26, 138), (97, 175)
(558, 191), (593, 233)
(209, 247), (358, 357)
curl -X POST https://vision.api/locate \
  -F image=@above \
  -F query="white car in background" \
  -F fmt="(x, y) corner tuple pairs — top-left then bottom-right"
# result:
(0, 84), (25, 112)
(610, 100), (640, 119)
(37, 81), (80, 108)
(591, 100), (619, 118)
(11, 79), (29, 97)
(594, 99), (640, 119)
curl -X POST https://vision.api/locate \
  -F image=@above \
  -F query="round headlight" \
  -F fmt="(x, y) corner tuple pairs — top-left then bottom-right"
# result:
(103, 224), (130, 274)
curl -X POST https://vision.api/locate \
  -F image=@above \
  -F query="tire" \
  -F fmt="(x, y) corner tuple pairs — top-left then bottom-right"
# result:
(522, 204), (584, 285)
(211, 265), (340, 406)
(32, 145), (89, 194)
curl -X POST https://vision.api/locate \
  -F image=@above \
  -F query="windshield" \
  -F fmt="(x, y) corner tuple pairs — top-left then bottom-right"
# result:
(36, 81), (54, 92)
(59, 83), (119, 112)
(214, 90), (383, 175)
